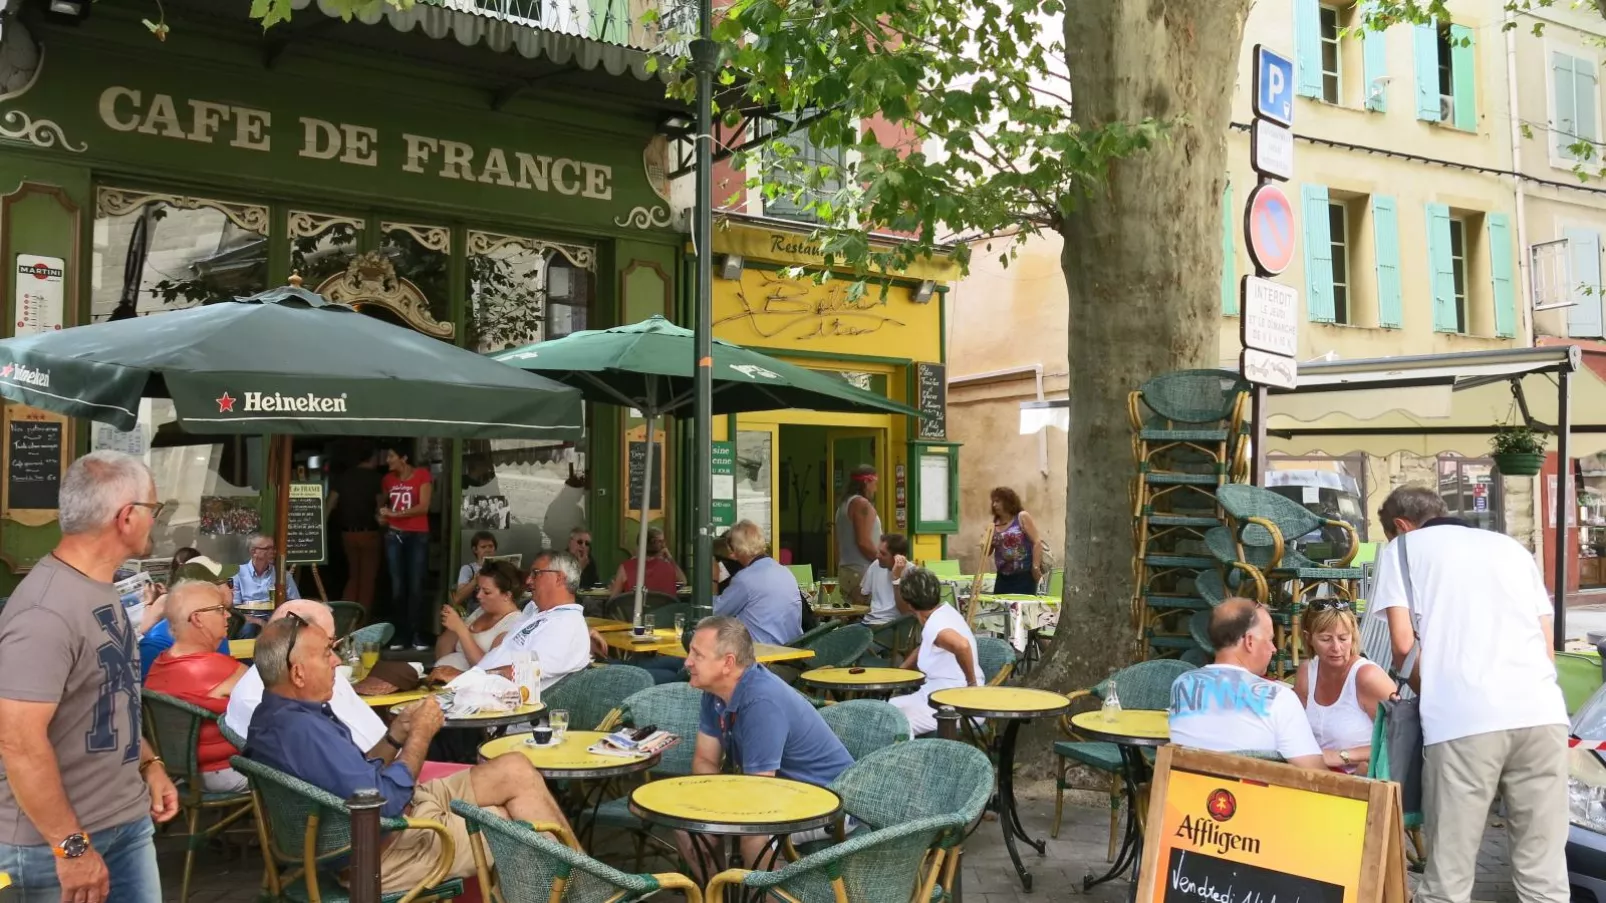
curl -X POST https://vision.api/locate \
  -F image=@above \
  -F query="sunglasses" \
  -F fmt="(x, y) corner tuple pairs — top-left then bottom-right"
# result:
(282, 612), (306, 674)
(572, 539), (591, 546)
(1307, 599), (1354, 613)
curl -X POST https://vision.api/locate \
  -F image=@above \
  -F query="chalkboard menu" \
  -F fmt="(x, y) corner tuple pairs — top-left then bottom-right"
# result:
(915, 362), (946, 440)
(6, 418), (62, 511)
(626, 439), (665, 513)
(284, 482), (326, 565)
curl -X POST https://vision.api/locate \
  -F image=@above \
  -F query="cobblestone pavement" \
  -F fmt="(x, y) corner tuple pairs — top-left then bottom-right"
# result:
(156, 785), (1522, 903)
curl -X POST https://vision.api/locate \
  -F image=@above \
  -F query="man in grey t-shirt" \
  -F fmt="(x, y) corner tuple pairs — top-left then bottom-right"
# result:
(0, 451), (179, 903)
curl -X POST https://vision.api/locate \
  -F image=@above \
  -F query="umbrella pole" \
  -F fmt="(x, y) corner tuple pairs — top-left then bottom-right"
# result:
(274, 434), (290, 604)
(632, 408), (655, 628)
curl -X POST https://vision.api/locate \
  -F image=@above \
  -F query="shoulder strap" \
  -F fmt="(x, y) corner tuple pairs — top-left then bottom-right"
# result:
(1397, 534), (1421, 682)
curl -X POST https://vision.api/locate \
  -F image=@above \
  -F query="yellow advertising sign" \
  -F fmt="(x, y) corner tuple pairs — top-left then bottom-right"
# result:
(1138, 748), (1407, 903)
(712, 268), (940, 360)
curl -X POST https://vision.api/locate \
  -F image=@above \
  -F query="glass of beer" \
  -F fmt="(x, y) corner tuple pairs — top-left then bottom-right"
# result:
(359, 641), (380, 681)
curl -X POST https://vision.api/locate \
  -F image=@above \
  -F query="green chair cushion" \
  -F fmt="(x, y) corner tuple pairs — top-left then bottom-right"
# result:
(1054, 740), (1123, 771)
(280, 877), (465, 902)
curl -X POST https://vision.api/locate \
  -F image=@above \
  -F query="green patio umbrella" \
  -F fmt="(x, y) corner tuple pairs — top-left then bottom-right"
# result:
(491, 314), (920, 626)
(0, 283), (583, 598)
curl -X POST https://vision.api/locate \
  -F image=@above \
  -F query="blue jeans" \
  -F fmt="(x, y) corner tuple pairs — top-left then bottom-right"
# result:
(0, 816), (159, 902)
(386, 529), (430, 646)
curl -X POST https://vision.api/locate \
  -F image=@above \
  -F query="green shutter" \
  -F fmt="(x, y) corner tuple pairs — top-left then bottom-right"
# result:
(1221, 180), (1238, 315)
(1414, 23), (1441, 121)
(1302, 185), (1336, 323)
(1372, 195), (1403, 328)
(1450, 24), (1476, 131)
(1567, 228), (1603, 338)
(1555, 52), (1580, 158)
(1576, 56), (1599, 146)
(1488, 213), (1517, 338)
(1295, 0), (1324, 99)
(1425, 202), (1458, 332)
(1362, 1), (1388, 112)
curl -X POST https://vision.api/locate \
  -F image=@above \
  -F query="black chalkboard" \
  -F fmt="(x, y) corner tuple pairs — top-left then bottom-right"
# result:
(915, 362), (946, 440)
(7, 419), (61, 510)
(284, 483), (326, 565)
(627, 439), (664, 512)
(1162, 847), (1344, 903)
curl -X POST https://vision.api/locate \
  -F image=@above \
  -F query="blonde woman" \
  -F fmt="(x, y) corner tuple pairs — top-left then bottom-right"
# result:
(1292, 600), (1397, 773)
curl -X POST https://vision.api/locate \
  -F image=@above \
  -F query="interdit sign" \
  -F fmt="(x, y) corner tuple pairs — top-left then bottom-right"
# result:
(95, 87), (616, 201)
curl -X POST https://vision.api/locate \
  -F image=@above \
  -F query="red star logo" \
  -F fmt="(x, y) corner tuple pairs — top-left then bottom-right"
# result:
(216, 392), (236, 413)
(1207, 789), (1237, 822)
(0, 365), (12, 378)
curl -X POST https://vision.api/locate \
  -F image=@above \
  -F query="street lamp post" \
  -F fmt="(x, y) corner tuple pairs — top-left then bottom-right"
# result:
(690, 17), (717, 621)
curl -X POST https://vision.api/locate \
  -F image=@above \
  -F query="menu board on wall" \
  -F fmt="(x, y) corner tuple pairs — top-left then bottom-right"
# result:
(915, 362), (946, 440)
(624, 424), (667, 518)
(284, 482), (326, 565)
(2, 407), (66, 522)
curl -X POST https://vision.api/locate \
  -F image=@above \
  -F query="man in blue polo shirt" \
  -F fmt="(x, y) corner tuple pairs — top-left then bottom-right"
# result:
(681, 616), (852, 876)
(712, 521), (802, 645)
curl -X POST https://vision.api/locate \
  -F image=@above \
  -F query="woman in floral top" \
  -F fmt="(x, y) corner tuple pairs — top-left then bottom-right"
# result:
(990, 487), (1042, 595)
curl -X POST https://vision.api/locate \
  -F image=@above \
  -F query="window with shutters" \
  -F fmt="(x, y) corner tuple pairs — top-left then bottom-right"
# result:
(1428, 206), (1492, 335)
(1551, 49), (1601, 166)
(1448, 216), (1469, 334)
(1418, 21), (1476, 129)
(1299, 1), (1378, 109)
(1328, 202), (1351, 324)
(1320, 6), (1343, 104)
(761, 114), (846, 224)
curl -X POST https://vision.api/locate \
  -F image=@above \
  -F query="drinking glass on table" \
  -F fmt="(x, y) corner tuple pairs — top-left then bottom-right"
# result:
(674, 612), (687, 634)
(644, 613), (656, 633)
(358, 641), (380, 680)
(550, 709), (570, 742)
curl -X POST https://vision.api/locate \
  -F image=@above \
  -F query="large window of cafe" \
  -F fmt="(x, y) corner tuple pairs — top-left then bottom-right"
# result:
(87, 187), (595, 595)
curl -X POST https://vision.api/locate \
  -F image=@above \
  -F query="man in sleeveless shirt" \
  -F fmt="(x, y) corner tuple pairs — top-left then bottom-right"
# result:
(834, 465), (881, 605)
(888, 568), (982, 736)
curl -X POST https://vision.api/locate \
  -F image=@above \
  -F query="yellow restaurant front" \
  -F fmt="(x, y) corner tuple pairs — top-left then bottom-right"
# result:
(686, 219), (961, 579)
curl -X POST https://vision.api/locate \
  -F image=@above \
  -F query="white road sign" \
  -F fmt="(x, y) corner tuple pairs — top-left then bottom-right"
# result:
(1241, 348), (1298, 389)
(1251, 119), (1294, 181)
(1241, 275), (1299, 357)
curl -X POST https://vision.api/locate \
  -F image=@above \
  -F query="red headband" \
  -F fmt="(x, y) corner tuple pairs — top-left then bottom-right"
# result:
(852, 473), (876, 483)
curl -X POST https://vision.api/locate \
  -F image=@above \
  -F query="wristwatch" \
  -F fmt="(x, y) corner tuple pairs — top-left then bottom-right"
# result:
(1338, 749), (1352, 766)
(52, 832), (90, 859)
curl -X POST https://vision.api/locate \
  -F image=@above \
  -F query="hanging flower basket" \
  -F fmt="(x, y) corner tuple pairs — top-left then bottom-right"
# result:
(1490, 425), (1547, 477)
(1491, 452), (1545, 477)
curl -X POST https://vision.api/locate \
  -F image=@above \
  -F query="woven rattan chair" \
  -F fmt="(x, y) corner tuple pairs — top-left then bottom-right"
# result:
(793, 620), (842, 649)
(452, 801), (701, 903)
(230, 756), (465, 902)
(819, 699), (909, 760)
(1051, 659), (1195, 856)
(800, 623), (873, 669)
(977, 636), (1016, 685)
(348, 621), (395, 649)
(542, 663), (655, 731)
(605, 591), (679, 624)
(141, 691), (255, 903)
(329, 601), (367, 637)
(709, 814), (963, 903)
(1128, 369), (1250, 472)
(590, 683), (704, 868)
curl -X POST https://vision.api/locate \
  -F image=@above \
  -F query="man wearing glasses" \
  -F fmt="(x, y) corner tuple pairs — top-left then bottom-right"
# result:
(143, 582), (250, 792)
(0, 451), (181, 903)
(475, 551), (591, 686)
(233, 534), (301, 606)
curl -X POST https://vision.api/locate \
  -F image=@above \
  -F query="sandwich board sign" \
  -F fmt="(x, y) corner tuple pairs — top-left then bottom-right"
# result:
(1137, 747), (1408, 903)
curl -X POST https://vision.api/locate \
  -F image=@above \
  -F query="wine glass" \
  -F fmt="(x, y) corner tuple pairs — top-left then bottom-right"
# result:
(550, 709), (570, 742)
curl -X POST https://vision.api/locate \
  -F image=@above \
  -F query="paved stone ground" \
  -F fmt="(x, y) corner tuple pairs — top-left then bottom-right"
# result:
(154, 785), (1521, 903)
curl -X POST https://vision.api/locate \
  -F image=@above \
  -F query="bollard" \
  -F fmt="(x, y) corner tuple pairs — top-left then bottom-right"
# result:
(348, 788), (385, 903)
(935, 705), (960, 741)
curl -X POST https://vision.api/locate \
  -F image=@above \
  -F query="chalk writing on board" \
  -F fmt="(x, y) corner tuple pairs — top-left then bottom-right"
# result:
(1163, 848), (1344, 903)
(915, 361), (946, 440)
(284, 482), (326, 565)
(627, 439), (664, 512)
(7, 420), (62, 510)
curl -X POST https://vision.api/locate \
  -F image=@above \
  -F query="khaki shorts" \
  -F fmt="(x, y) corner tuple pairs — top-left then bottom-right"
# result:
(836, 565), (867, 604)
(380, 769), (501, 894)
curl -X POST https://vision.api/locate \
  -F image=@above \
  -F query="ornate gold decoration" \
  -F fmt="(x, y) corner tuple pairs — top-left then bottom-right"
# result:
(467, 230), (595, 272)
(0, 109), (85, 153)
(287, 211), (366, 240)
(614, 205), (674, 231)
(97, 188), (269, 234)
(315, 250), (454, 339)
(381, 222), (451, 253)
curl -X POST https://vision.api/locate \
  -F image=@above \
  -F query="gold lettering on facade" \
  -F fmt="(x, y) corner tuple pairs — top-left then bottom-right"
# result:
(718, 272), (905, 342)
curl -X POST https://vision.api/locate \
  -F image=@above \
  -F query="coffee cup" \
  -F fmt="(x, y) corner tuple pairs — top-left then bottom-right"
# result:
(532, 725), (554, 745)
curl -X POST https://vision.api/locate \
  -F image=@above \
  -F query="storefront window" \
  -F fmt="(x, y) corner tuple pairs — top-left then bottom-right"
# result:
(381, 223), (452, 325)
(289, 212), (362, 289)
(1438, 455), (1501, 532)
(91, 189), (269, 321)
(466, 230), (595, 352)
(836, 370), (890, 397)
(735, 430), (773, 539)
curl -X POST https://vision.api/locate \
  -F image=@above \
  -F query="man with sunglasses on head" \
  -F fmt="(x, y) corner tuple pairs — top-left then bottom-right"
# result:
(1167, 597), (1326, 770)
(0, 451), (180, 903)
(1370, 485), (1568, 903)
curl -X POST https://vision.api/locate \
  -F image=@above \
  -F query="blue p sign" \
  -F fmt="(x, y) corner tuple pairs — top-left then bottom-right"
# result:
(1253, 45), (1295, 127)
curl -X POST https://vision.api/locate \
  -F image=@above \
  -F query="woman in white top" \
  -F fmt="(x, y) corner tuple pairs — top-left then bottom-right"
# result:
(889, 567), (982, 737)
(431, 559), (525, 682)
(1292, 599), (1397, 773)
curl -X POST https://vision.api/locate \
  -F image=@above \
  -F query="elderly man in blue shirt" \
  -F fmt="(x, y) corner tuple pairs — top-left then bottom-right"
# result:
(233, 534), (301, 605)
(678, 616), (854, 878)
(713, 520), (802, 645)
(245, 614), (571, 895)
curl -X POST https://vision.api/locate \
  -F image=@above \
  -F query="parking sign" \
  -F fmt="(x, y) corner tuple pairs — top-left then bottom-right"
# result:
(1253, 45), (1295, 127)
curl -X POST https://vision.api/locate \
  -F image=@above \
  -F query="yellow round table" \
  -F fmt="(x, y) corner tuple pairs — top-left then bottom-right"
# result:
(810, 604), (870, 620)
(228, 639), (255, 660)
(480, 730), (661, 781)
(387, 696), (545, 731)
(362, 687), (433, 709)
(1069, 709), (1170, 897)
(630, 774), (840, 835)
(1069, 709), (1170, 746)
(798, 666), (923, 696)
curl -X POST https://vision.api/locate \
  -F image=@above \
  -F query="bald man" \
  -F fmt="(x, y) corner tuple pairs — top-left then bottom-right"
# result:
(1167, 598), (1325, 770)
(145, 582), (251, 791)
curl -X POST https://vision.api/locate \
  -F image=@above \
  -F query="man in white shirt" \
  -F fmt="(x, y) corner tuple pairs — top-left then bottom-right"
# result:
(1167, 598), (1324, 769)
(889, 568), (981, 736)
(860, 533), (911, 626)
(476, 550), (590, 689)
(1370, 486), (1568, 903)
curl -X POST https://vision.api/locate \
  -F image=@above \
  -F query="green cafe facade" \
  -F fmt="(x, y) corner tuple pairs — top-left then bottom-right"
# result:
(0, 0), (692, 598)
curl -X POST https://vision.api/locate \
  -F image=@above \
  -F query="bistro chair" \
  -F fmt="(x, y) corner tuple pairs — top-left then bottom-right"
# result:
(977, 636), (1016, 685)
(231, 756), (465, 902)
(1127, 369), (1250, 475)
(542, 663), (654, 731)
(924, 559), (963, 578)
(329, 600), (367, 636)
(141, 691), (255, 903)
(1214, 483), (1365, 604)
(798, 623), (873, 671)
(786, 563), (815, 590)
(1051, 659), (1195, 856)
(709, 814), (963, 903)
(605, 591), (678, 624)
(348, 621), (395, 649)
(451, 801), (702, 903)
(868, 614), (921, 665)
(590, 683), (704, 869)
(819, 699), (910, 760)
(793, 620), (842, 649)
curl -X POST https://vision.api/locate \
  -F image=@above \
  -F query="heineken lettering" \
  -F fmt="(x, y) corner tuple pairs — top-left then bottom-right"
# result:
(1174, 815), (1261, 856)
(1, 363), (51, 388)
(242, 391), (349, 413)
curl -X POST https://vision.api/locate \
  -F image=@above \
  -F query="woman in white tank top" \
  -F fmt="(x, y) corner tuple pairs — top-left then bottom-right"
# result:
(1291, 600), (1397, 773)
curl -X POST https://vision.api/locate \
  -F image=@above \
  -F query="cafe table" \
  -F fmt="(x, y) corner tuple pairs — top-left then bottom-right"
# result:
(586, 616), (634, 632)
(603, 630), (816, 666)
(481, 729), (661, 840)
(227, 639), (255, 660)
(630, 774), (840, 900)
(798, 666), (923, 700)
(394, 699), (546, 734)
(1069, 709), (1168, 900)
(361, 687), (433, 709)
(928, 685), (1071, 892)
(809, 603), (870, 621)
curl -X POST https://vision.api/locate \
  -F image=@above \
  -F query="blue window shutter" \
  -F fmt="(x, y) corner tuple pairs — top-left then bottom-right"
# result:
(1450, 24), (1476, 130)
(1362, 2), (1388, 112)
(1425, 203), (1458, 332)
(1372, 195), (1403, 328)
(1576, 56), (1599, 146)
(1487, 213), (1517, 338)
(1302, 185), (1335, 323)
(1221, 180), (1238, 315)
(1295, 0), (1324, 99)
(1556, 52), (1580, 159)
(1414, 23), (1441, 121)
(1566, 227), (1604, 338)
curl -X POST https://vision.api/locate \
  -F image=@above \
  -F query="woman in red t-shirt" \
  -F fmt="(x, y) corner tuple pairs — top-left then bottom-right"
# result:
(144, 583), (249, 792)
(379, 444), (434, 649)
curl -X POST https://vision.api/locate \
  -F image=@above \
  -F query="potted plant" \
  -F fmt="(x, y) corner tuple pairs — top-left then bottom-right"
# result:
(1490, 425), (1547, 477)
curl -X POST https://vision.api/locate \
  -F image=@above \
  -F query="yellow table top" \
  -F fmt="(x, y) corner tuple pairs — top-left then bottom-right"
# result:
(811, 604), (870, 618)
(928, 686), (1071, 717)
(361, 687), (434, 708)
(800, 666), (923, 687)
(755, 643), (815, 664)
(385, 695), (545, 721)
(1070, 709), (1171, 742)
(481, 730), (655, 774)
(631, 775), (840, 827)
(586, 617), (634, 632)
(228, 639), (255, 660)
(603, 628), (682, 653)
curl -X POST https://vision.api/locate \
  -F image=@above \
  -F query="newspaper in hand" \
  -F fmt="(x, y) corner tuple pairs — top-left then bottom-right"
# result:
(115, 571), (154, 628)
